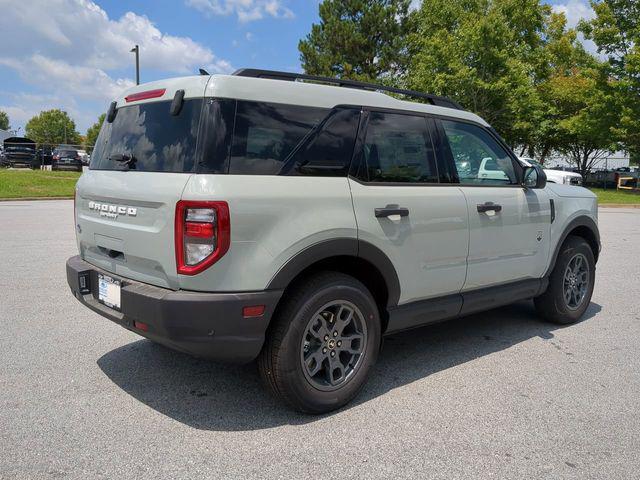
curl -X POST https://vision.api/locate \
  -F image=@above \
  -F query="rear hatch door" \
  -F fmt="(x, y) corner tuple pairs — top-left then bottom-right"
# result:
(75, 77), (208, 289)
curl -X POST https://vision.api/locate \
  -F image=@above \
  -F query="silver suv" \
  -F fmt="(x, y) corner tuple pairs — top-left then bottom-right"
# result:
(67, 69), (600, 413)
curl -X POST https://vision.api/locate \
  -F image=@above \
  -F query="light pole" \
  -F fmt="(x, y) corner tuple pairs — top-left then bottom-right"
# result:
(130, 45), (140, 85)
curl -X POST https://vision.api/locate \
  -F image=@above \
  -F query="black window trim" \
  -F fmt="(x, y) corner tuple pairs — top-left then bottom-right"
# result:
(345, 104), (525, 188)
(278, 104), (362, 176)
(347, 106), (449, 187)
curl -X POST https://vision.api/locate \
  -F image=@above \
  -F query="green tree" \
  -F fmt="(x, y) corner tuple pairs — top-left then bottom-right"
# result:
(0, 110), (9, 131)
(542, 68), (619, 177)
(406, 0), (551, 148)
(85, 114), (105, 149)
(299, 0), (414, 83)
(25, 109), (81, 146)
(580, 0), (640, 157)
(530, 12), (597, 163)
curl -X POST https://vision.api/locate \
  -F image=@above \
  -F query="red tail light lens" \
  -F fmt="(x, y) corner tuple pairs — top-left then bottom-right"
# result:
(175, 200), (230, 275)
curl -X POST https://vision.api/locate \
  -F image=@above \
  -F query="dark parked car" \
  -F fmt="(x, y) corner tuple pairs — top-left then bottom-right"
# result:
(1, 137), (39, 169)
(52, 148), (83, 172)
(37, 146), (54, 166)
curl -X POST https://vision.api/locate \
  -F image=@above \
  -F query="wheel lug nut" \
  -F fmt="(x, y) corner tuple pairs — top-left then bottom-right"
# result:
(330, 351), (336, 357)
(324, 335), (329, 341)
(337, 341), (342, 347)
(333, 331), (338, 337)
(322, 348), (327, 353)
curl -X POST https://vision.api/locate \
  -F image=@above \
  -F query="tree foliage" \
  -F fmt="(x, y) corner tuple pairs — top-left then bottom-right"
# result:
(406, 0), (550, 149)
(297, 1), (628, 170)
(580, 0), (640, 157)
(85, 114), (105, 149)
(25, 109), (81, 146)
(299, 0), (414, 83)
(0, 110), (9, 131)
(542, 68), (619, 176)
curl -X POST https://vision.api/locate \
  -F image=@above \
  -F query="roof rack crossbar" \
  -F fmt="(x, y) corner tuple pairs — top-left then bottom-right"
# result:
(232, 68), (463, 110)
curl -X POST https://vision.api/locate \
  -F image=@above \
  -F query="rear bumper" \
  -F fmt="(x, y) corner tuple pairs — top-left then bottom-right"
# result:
(66, 255), (283, 363)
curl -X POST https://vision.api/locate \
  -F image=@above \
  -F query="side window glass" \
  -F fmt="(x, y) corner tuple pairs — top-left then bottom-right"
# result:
(362, 112), (438, 183)
(229, 101), (327, 175)
(284, 108), (360, 176)
(441, 120), (517, 185)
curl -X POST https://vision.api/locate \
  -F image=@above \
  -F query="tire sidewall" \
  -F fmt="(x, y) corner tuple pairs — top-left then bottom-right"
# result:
(278, 278), (381, 413)
(548, 237), (596, 323)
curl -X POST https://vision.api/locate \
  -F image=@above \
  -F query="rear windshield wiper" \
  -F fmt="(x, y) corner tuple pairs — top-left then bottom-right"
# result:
(109, 153), (137, 170)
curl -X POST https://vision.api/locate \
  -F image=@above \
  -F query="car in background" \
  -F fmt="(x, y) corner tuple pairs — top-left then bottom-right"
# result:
(52, 147), (83, 172)
(37, 146), (54, 166)
(520, 157), (583, 185)
(1, 137), (39, 169)
(76, 149), (90, 166)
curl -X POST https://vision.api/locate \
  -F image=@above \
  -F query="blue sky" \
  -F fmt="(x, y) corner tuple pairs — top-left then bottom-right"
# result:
(0, 0), (595, 134)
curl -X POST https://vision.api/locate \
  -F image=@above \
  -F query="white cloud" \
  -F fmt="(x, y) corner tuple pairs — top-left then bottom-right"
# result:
(186, 0), (294, 22)
(0, 0), (233, 131)
(552, 0), (595, 28)
(551, 0), (599, 55)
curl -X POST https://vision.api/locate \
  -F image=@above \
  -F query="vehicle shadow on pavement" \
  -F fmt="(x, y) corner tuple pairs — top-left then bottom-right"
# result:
(97, 300), (601, 431)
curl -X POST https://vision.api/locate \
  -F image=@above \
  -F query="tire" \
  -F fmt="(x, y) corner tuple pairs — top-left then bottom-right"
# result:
(535, 236), (595, 324)
(258, 271), (381, 414)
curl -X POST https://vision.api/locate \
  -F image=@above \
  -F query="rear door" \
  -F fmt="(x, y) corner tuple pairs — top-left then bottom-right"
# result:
(349, 110), (469, 305)
(436, 119), (551, 290)
(75, 88), (206, 289)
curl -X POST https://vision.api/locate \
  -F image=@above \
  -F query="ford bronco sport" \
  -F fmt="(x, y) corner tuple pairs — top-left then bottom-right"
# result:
(67, 69), (600, 413)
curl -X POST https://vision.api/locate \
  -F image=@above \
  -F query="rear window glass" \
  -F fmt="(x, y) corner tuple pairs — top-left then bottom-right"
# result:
(229, 101), (327, 174)
(90, 99), (202, 172)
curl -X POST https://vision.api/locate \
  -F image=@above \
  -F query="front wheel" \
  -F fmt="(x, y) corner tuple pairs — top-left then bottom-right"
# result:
(258, 272), (381, 413)
(535, 236), (595, 324)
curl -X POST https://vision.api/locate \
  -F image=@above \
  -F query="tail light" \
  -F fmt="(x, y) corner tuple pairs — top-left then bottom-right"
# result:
(175, 200), (230, 275)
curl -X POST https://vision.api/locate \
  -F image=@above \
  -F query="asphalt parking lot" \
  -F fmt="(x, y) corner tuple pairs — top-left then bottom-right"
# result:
(1, 200), (639, 479)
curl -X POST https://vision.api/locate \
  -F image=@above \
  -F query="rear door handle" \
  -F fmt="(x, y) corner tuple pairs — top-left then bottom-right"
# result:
(375, 204), (410, 218)
(477, 202), (502, 213)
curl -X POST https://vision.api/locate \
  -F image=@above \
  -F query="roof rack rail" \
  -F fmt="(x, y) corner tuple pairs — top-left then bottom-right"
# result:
(232, 68), (463, 110)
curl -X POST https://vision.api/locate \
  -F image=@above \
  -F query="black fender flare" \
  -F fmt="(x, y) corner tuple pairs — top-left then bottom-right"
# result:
(545, 215), (600, 277)
(266, 238), (401, 307)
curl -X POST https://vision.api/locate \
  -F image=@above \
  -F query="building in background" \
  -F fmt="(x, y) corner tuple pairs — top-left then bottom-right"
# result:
(545, 151), (630, 171)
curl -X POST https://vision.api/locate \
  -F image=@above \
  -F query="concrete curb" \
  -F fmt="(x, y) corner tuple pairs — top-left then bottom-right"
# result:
(0, 196), (73, 202)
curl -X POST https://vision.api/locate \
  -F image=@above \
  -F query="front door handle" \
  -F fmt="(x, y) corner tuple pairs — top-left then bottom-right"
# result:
(375, 204), (410, 218)
(477, 202), (502, 213)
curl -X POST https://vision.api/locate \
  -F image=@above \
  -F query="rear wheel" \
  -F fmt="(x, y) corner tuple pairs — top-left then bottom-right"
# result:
(258, 272), (381, 413)
(535, 236), (595, 324)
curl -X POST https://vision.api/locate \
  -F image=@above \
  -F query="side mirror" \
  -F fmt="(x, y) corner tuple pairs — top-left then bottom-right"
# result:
(523, 164), (546, 189)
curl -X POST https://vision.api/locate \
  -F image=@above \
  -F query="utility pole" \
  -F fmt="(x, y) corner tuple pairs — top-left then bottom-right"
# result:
(131, 45), (140, 85)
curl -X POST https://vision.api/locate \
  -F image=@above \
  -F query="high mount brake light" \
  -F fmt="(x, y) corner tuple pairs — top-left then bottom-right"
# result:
(175, 201), (230, 275)
(125, 89), (166, 103)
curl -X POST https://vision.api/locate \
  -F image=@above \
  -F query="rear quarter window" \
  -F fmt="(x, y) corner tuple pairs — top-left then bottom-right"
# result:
(229, 101), (328, 175)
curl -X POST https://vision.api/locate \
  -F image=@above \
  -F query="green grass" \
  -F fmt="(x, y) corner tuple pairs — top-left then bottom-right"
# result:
(589, 187), (640, 204)
(0, 169), (81, 199)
